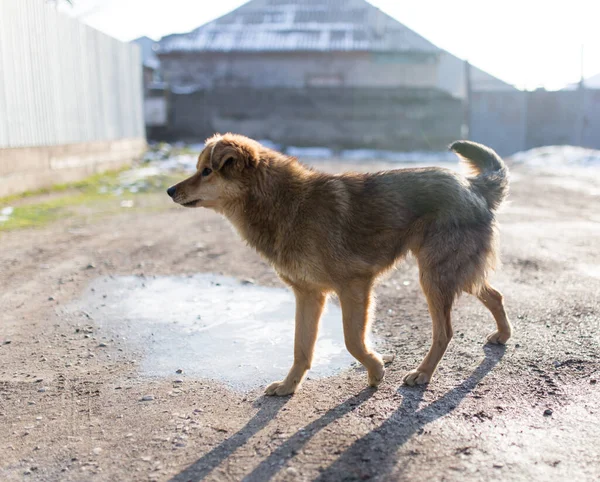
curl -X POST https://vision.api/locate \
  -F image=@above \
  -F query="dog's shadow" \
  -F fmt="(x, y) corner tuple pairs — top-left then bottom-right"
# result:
(170, 345), (505, 482)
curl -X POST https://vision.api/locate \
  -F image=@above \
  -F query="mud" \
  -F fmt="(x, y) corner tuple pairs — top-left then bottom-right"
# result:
(1, 160), (599, 481)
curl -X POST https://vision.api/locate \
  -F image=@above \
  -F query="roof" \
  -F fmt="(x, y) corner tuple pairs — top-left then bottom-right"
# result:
(132, 36), (161, 70)
(157, 0), (440, 55)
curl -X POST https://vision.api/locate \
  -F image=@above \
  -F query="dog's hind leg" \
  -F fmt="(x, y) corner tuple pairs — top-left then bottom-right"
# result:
(338, 279), (386, 387)
(403, 280), (454, 386)
(265, 287), (326, 396)
(477, 282), (512, 345)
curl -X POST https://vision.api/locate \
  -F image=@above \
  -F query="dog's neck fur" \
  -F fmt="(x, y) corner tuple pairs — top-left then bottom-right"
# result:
(221, 155), (313, 262)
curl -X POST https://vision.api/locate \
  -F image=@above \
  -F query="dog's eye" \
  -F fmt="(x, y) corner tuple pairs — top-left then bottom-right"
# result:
(201, 167), (212, 177)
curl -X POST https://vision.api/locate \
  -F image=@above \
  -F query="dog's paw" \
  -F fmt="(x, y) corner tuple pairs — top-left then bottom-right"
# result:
(403, 369), (430, 386)
(265, 380), (296, 396)
(368, 366), (386, 388)
(382, 353), (396, 365)
(486, 330), (511, 345)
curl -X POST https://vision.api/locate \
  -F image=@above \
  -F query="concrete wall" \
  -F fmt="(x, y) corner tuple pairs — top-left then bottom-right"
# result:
(0, 0), (146, 195)
(167, 87), (462, 151)
(160, 51), (439, 89)
(582, 89), (600, 148)
(0, 138), (146, 197)
(470, 88), (600, 156)
(470, 91), (528, 157)
(526, 90), (589, 149)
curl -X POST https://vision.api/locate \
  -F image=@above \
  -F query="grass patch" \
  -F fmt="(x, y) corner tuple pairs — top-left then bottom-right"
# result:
(0, 168), (184, 232)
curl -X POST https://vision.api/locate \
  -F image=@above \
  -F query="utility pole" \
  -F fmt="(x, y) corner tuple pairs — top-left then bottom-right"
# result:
(577, 44), (586, 147)
(580, 44), (585, 86)
(463, 60), (472, 140)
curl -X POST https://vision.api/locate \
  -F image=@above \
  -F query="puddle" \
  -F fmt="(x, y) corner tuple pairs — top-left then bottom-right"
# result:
(578, 264), (600, 279)
(74, 274), (356, 390)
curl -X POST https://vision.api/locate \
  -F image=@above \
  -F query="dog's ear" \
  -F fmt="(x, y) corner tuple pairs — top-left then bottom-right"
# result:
(210, 138), (259, 173)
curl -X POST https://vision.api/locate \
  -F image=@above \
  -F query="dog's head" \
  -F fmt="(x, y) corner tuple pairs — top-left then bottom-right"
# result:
(166, 133), (261, 210)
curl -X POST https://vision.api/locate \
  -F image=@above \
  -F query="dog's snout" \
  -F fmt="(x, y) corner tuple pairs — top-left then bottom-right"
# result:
(167, 186), (177, 198)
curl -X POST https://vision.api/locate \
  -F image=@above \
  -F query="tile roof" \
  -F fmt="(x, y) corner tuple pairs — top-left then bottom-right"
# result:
(157, 0), (440, 54)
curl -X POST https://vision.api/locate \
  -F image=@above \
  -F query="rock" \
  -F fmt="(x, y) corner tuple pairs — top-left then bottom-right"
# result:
(241, 278), (255, 285)
(285, 467), (299, 477)
(98, 343), (108, 348)
(38, 388), (46, 393)
(140, 395), (155, 402)
(590, 379), (597, 385)
(176, 369), (183, 374)
(174, 379), (183, 384)
(85, 263), (96, 270)
(544, 408), (553, 416)
(92, 447), (102, 455)
(3, 340), (11, 345)
(48, 296), (55, 301)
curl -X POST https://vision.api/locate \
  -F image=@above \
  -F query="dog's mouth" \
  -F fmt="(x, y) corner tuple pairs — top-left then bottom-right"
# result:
(181, 199), (202, 208)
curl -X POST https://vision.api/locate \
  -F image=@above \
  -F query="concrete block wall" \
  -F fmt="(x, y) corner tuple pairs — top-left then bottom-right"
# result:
(470, 88), (600, 156)
(0, 139), (146, 197)
(167, 87), (462, 151)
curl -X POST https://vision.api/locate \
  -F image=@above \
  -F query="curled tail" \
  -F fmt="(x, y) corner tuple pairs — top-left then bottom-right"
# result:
(450, 140), (509, 211)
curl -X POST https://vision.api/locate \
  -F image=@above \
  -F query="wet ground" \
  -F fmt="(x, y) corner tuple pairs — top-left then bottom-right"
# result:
(1, 157), (599, 481)
(73, 274), (353, 389)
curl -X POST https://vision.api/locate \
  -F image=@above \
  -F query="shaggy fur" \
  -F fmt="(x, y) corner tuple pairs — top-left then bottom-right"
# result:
(167, 134), (512, 395)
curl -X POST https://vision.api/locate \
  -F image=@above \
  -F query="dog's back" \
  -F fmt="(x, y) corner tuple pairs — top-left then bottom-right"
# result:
(267, 142), (508, 293)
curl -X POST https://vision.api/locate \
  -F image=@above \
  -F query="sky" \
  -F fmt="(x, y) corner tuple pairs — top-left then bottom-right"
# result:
(58, 0), (600, 91)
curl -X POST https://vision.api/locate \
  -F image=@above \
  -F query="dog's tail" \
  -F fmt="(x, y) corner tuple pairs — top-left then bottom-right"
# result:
(450, 140), (509, 211)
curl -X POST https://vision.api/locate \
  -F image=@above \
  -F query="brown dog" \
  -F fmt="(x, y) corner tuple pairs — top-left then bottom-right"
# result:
(167, 134), (511, 395)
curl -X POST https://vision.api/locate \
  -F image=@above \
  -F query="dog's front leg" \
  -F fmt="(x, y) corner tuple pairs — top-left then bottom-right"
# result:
(338, 279), (386, 387)
(265, 287), (326, 396)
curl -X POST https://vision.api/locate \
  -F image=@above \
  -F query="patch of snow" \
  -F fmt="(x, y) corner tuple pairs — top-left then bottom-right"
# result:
(286, 146), (333, 159)
(159, 154), (198, 172)
(0, 206), (13, 223)
(341, 149), (455, 163)
(509, 146), (600, 168)
(509, 145), (600, 196)
(257, 139), (281, 151)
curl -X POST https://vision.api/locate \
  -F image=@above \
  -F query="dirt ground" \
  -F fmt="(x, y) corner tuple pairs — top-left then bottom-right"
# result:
(1, 159), (599, 482)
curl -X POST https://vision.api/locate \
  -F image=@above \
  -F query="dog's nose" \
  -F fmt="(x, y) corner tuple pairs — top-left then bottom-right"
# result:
(167, 186), (176, 198)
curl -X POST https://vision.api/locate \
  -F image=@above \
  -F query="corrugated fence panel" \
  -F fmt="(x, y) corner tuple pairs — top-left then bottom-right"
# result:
(0, 0), (145, 148)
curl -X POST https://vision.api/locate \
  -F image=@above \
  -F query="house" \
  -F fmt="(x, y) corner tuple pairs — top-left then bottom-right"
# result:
(154, 0), (513, 96)
(156, 0), (441, 91)
(136, 0), (516, 149)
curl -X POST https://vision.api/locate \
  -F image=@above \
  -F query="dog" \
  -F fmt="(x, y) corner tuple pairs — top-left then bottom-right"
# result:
(167, 134), (511, 395)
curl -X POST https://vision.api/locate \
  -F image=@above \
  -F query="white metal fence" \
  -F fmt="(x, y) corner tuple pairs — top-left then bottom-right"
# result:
(0, 0), (145, 149)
